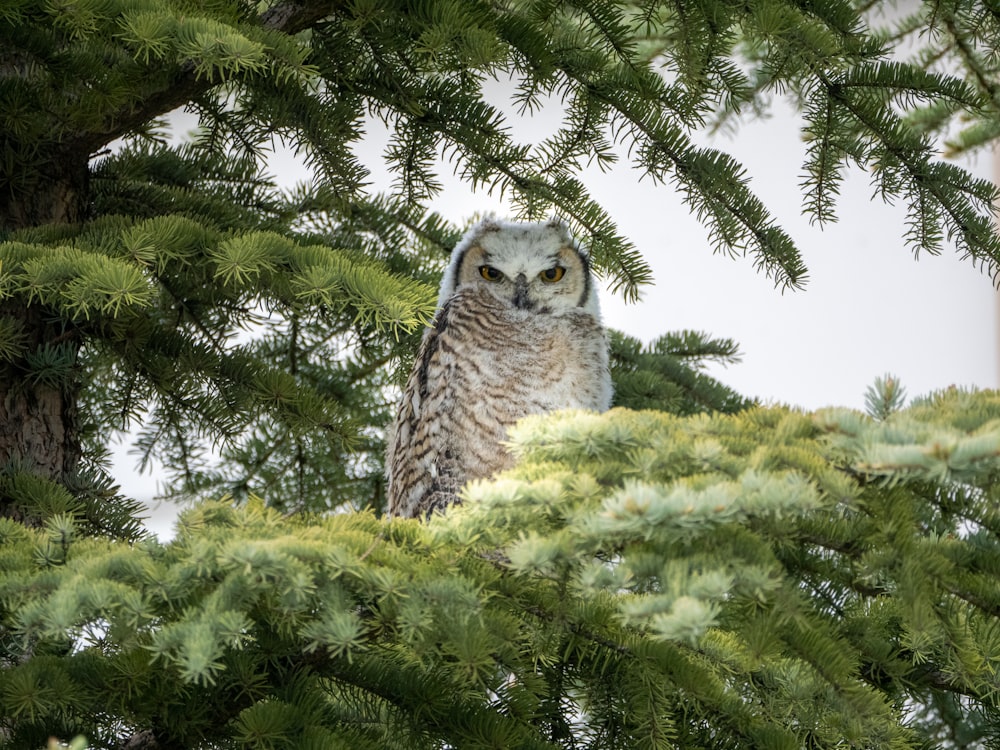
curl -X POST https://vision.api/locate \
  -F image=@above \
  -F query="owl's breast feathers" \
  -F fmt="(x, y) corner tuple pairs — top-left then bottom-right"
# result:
(419, 288), (608, 406)
(386, 288), (611, 518)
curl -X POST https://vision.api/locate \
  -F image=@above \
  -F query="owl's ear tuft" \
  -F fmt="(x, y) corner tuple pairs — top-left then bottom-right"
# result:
(478, 218), (502, 234)
(546, 217), (580, 254)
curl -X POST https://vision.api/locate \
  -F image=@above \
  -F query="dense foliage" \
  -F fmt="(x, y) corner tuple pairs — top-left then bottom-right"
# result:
(2, 0), (999, 517)
(2, 0), (1000, 747)
(6, 387), (1000, 748)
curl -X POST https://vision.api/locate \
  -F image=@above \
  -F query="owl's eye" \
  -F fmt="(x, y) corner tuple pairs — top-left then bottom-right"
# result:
(539, 266), (565, 283)
(479, 265), (503, 281)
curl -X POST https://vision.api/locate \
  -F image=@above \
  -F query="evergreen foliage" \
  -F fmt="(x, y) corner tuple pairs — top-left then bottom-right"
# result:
(2, 0), (1000, 748)
(4, 196), (438, 515)
(6, 389), (1000, 747)
(609, 329), (753, 415)
(2, 0), (999, 521)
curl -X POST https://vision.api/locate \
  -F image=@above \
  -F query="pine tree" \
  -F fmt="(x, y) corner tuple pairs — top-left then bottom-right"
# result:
(3, 0), (1000, 748)
(6, 387), (1000, 748)
(2, 0), (998, 522)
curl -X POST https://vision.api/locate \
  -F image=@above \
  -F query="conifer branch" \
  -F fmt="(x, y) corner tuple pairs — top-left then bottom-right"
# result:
(9, 4), (1000, 747)
(77, 2), (339, 155)
(818, 70), (1000, 270)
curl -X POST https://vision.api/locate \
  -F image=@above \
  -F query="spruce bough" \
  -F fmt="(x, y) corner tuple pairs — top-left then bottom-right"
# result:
(2, 0), (1000, 747)
(5, 388), (1000, 747)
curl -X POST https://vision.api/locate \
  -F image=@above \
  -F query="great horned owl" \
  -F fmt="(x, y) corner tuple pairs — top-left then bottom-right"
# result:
(385, 217), (613, 519)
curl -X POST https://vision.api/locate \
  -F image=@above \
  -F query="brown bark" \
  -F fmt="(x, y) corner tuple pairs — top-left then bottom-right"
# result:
(0, 149), (88, 231)
(0, 304), (80, 476)
(0, 157), (87, 514)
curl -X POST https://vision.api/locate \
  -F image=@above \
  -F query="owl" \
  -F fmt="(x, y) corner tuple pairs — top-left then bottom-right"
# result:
(385, 217), (613, 519)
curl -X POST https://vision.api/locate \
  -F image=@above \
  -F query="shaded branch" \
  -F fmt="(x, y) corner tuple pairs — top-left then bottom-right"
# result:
(78, 1), (344, 156)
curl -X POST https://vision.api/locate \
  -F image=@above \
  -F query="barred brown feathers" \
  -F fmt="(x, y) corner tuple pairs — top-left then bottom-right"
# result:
(385, 218), (612, 519)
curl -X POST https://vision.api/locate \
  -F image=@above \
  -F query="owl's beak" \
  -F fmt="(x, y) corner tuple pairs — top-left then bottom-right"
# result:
(512, 273), (532, 309)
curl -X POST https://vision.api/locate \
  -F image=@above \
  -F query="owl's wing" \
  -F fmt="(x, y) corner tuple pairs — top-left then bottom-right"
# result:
(385, 306), (461, 518)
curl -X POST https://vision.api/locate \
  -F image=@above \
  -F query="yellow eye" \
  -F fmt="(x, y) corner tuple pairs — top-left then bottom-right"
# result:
(539, 266), (565, 283)
(479, 265), (503, 281)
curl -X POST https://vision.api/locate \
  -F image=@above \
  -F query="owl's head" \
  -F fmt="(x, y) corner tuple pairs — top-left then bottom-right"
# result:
(438, 217), (600, 317)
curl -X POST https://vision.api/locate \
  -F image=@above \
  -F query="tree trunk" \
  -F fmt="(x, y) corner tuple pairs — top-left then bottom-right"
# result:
(0, 154), (88, 517)
(0, 148), (88, 231)
(0, 304), (81, 473)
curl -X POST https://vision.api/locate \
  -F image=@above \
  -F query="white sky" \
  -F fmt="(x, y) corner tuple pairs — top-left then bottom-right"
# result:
(592, 102), (997, 411)
(126, 78), (998, 537)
